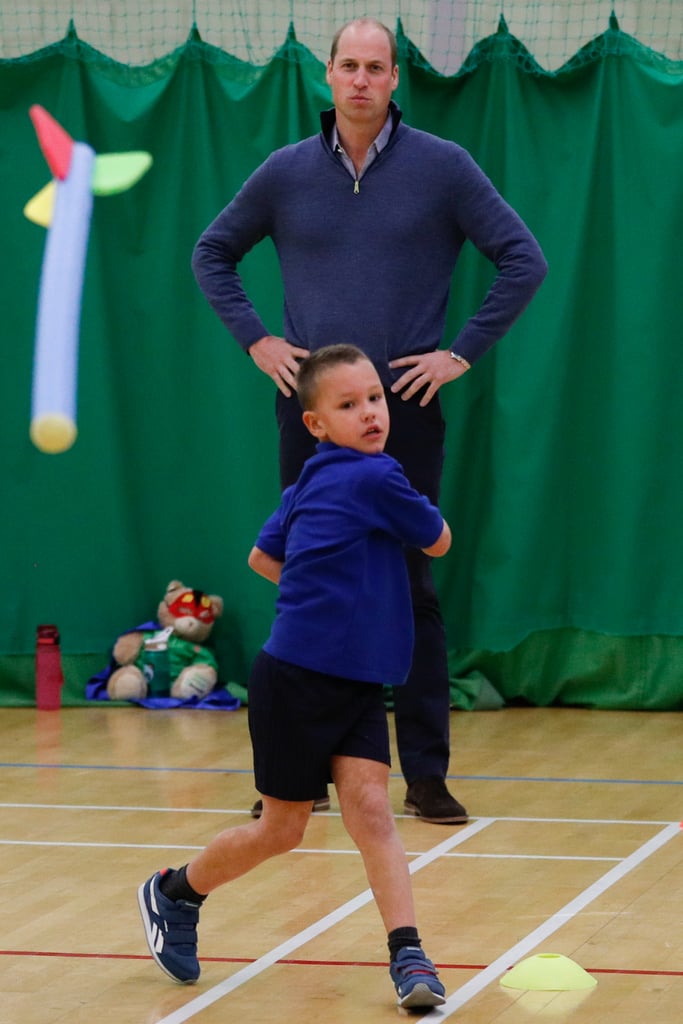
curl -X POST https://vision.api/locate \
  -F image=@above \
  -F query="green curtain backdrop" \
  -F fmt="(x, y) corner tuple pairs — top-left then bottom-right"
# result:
(1, 21), (682, 708)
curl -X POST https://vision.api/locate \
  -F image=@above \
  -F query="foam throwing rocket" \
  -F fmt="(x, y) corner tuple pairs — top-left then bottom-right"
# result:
(25, 105), (152, 453)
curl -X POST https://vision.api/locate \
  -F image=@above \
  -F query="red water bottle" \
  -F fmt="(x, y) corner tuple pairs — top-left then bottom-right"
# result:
(35, 625), (64, 710)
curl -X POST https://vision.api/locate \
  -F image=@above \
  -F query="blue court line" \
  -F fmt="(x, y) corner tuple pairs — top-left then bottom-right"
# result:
(0, 762), (243, 773)
(447, 773), (683, 785)
(0, 762), (681, 785)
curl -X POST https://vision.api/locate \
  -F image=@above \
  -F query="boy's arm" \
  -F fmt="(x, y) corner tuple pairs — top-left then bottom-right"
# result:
(421, 519), (451, 558)
(248, 545), (283, 585)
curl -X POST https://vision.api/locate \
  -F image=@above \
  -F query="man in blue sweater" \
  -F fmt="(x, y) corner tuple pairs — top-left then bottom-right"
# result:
(192, 17), (548, 824)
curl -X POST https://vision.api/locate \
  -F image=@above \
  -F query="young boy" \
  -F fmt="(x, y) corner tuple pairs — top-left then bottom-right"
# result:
(138, 344), (452, 1009)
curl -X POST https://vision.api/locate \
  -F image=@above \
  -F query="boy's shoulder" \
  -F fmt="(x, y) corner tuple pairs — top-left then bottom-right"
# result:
(285, 446), (402, 509)
(314, 444), (401, 477)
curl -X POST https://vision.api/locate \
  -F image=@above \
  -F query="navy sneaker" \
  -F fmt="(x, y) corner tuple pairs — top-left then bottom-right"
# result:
(138, 870), (201, 984)
(390, 947), (446, 1008)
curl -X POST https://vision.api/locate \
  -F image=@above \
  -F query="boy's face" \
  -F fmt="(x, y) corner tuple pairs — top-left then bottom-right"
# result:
(302, 359), (389, 455)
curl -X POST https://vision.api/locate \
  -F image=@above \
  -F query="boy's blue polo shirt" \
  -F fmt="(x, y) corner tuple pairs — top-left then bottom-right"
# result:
(254, 442), (444, 687)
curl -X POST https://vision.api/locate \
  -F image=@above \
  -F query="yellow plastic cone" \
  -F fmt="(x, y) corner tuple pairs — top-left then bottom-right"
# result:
(501, 953), (597, 991)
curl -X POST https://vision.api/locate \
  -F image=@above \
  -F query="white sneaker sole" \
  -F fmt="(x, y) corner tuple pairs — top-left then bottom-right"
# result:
(398, 981), (447, 1008)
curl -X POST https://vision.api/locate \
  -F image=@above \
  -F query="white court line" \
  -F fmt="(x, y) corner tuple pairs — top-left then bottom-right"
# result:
(293, 850), (622, 862)
(0, 803), (677, 828)
(0, 838), (621, 863)
(0, 802), (247, 815)
(0, 840), (207, 851)
(413, 821), (682, 1021)
(152, 818), (495, 1024)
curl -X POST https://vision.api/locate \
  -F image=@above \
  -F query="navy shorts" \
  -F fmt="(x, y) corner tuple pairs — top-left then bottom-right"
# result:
(247, 649), (391, 801)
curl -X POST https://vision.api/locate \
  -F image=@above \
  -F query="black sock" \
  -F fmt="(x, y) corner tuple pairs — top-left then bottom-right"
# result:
(159, 865), (207, 904)
(388, 926), (421, 962)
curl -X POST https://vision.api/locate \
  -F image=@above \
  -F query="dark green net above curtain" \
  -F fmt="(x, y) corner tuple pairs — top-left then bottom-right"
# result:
(1, 18), (682, 708)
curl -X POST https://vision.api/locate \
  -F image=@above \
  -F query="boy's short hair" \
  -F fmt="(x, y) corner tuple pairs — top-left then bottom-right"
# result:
(296, 344), (371, 411)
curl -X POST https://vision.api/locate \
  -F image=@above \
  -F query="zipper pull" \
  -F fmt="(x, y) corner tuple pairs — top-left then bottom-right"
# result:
(354, 179), (360, 195)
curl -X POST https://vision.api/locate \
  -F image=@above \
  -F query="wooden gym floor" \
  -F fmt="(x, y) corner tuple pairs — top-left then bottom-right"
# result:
(1, 704), (682, 1023)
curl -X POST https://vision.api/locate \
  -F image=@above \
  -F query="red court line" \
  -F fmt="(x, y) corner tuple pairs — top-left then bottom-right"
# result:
(2, 950), (682, 977)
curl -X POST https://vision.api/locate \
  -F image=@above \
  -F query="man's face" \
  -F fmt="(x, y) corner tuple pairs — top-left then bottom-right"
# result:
(326, 23), (398, 128)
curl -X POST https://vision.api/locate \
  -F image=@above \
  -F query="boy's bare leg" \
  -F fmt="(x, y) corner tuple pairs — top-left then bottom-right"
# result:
(332, 755), (416, 931)
(186, 797), (313, 894)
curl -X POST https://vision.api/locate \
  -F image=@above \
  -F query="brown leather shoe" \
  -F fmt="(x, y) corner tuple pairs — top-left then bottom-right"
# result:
(404, 776), (468, 824)
(250, 794), (331, 819)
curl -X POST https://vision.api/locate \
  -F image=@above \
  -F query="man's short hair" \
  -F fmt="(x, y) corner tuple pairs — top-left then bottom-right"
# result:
(329, 18), (397, 67)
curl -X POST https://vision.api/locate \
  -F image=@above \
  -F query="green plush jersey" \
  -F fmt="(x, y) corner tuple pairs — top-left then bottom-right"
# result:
(136, 629), (217, 695)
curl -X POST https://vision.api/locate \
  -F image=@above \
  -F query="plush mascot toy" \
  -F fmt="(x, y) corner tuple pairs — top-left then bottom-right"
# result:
(106, 580), (223, 701)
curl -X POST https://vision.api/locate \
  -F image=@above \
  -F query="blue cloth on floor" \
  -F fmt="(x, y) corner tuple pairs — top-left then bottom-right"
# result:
(85, 621), (240, 710)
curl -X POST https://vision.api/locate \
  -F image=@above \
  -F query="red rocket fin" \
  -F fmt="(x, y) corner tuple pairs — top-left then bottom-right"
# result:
(29, 105), (74, 181)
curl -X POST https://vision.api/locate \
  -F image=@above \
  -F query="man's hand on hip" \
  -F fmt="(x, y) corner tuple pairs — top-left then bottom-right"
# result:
(249, 335), (309, 397)
(389, 350), (469, 407)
